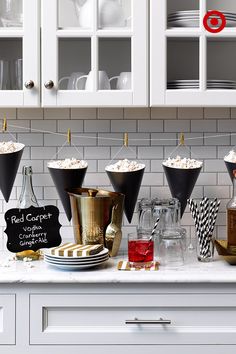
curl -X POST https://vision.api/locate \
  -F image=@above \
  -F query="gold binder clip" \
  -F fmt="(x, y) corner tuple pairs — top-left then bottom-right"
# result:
(67, 128), (71, 145)
(180, 132), (185, 146)
(124, 132), (128, 147)
(2, 118), (7, 133)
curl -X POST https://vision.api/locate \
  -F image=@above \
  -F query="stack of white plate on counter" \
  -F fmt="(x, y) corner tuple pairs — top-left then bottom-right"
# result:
(168, 10), (236, 28)
(44, 244), (109, 270)
(167, 80), (236, 90)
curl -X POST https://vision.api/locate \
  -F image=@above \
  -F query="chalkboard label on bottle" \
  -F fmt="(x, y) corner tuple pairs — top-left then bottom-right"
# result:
(4, 205), (62, 253)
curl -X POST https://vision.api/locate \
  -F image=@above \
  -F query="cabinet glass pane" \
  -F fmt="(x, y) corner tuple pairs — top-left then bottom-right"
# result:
(58, 38), (91, 90)
(98, 0), (131, 29)
(0, 38), (22, 90)
(167, 0), (199, 28)
(0, 0), (23, 28)
(98, 38), (131, 90)
(207, 0), (236, 28)
(207, 39), (236, 89)
(167, 38), (199, 89)
(58, 0), (93, 29)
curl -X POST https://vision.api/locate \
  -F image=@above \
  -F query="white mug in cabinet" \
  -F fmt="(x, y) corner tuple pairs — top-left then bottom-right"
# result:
(58, 72), (86, 90)
(110, 72), (132, 90)
(70, 0), (130, 28)
(76, 71), (113, 90)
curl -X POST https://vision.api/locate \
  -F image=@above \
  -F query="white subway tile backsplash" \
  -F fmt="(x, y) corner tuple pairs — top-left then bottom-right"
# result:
(71, 108), (97, 120)
(124, 108), (150, 120)
(138, 120), (163, 133)
(142, 173), (163, 186)
(98, 108), (123, 119)
(204, 159), (226, 172)
(191, 120), (217, 132)
(204, 132), (230, 146)
(31, 147), (57, 159)
(57, 146), (84, 159)
(0, 107), (234, 248)
(8, 119), (30, 132)
(111, 120), (136, 132)
(58, 120), (83, 132)
(84, 173), (110, 186)
(204, 186), (230, 199)
(72, 134), (97, 146)
(85, 146), (110, 159)
(31, 120), (57, 132)
(111, 146), (136, 159)
(151, 107), (177, 120)
(18, 133), (43, 146)
(191, 146), (217, 159)
(17, 108), (43, 119)
(85, 120), (110, 132)
(164, 120), (190, 132)
(126, 133), (150, 146)
(44, 133), (66, 146)
(178, 107), (203, 119)
(218, 120), (236, 132)
(151, 133), (176, 146)
(44, 108), (70, 120)
(0, 108), (16, 119)
(138, 146), (163, 159)
(204, 107), (230, 119)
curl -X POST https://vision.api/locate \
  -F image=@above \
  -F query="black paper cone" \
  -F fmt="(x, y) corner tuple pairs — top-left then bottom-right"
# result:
(106, 167), (145, 223)
(163, 165), (202, 217)
(0, 145), (24, 202)
(48, 167), (87, 221)
(225, 160), (236, 183)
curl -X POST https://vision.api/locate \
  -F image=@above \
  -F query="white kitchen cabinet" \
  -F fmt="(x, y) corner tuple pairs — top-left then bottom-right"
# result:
(30, 292), (236, 345)
(0, 294), (15, 344)
(41, 0), (148, 107)
(151, 0), (236, 106)
(0, 0), (40, 107)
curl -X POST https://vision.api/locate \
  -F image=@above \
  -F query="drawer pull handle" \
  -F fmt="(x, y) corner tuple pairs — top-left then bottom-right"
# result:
(125, 318), (171, 325)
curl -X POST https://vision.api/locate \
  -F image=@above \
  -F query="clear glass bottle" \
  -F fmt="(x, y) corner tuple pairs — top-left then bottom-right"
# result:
(227, 169), (236, 247)
(16, 166), (41, 260)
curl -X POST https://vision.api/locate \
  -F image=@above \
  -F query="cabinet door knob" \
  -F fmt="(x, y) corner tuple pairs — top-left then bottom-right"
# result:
(24, 80), (34, 89)
(44, 80), (54, 89)
(125, 318), (171, 325)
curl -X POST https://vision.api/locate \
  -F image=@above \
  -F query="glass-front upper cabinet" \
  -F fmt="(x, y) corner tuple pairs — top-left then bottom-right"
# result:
(0, 0), (39, 106)
(42, 0), (148, 107)
(151, 0), (236, 106)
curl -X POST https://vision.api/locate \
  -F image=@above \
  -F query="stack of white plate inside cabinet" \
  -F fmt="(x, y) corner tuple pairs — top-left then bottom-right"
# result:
(168, 10), (236, 28)
(44, 247), (109, 270)
(167, 80), (236, 90)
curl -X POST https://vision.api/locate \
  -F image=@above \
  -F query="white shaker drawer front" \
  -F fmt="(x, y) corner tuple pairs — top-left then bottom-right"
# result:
(30, 293), (236, 345)
(0, 294), (15, 345)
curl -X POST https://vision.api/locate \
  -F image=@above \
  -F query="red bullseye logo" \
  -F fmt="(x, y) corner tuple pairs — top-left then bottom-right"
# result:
(203, 10), (226, 33)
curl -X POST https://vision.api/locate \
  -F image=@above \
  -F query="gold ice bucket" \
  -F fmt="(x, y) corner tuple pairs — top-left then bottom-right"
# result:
(67, 188), (124, 256)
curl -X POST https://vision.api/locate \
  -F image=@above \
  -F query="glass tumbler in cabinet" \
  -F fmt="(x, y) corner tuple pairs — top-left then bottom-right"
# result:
(42, 0), (148, 107)
(0, 0), (40, 106)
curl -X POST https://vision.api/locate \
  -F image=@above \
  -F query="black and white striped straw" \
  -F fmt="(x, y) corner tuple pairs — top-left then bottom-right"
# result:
(151, 218), (160, 236)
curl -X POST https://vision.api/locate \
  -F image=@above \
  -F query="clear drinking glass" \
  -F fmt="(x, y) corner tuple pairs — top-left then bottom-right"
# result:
(138, 198), (154, 232)
(197, 235), (214, 262)
(128, 232), (154, 268)
(158, 231), (185, 267)
(0, 0), (23, 27)
(0, 60), (9, 89)
(11, 58), (22, 90)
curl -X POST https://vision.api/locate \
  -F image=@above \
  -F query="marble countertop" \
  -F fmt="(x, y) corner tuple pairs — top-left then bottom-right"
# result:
(0, 251), (236, 284)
